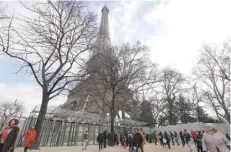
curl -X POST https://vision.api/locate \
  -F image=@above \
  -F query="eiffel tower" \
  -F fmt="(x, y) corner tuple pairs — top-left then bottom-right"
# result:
(62, 5), (140, 120)
(62, 5), (112, 116)
(95, 5), (111, 53)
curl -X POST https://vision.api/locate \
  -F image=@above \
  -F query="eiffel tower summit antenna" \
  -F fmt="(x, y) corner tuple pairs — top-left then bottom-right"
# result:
(95, 4), (111, 54)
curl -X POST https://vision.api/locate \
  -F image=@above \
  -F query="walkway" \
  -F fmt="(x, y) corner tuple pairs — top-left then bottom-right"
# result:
(14, 144), (194, 152)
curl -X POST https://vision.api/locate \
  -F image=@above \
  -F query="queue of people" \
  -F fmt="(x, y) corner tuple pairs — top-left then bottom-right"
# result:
(96, 130), (119, 151)
(96, 129), (146, 152)
(149, 123), (230, 152)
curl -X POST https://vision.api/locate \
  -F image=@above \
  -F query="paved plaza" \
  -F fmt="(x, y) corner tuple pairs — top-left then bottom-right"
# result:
(14, 143), (196, 152)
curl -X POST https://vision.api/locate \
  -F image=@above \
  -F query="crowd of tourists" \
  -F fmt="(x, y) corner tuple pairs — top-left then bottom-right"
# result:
(0, 119), (230, 152)
(95, 129), (146, 152)
(94, 123), (230, 152)
(147, 123), (230, 152)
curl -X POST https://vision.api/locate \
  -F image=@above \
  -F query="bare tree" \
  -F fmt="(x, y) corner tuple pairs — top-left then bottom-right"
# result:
(87, 42), (158, 145)
(194, 41), (230, 123)
(189, 83), (202, 122)
(0, 1), (97, 148)
(159, 68), (186, 125)
(0, 100), (24, 130)
(148, 95), (166, 126)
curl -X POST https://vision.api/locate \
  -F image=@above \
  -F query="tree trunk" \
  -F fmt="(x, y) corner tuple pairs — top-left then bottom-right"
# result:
(168, 100), (174, 125)
(31, 93), (49, 149)
(110, 97), (115, 146)
(110, 114), (115, 146)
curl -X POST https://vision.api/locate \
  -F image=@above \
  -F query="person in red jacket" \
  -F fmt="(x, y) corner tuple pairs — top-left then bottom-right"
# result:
(191, 130), (197, 145)
(23, 126), (37, 152)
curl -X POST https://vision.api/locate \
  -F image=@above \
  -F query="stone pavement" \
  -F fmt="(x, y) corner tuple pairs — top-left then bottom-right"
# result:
(14, 143), (196, 152)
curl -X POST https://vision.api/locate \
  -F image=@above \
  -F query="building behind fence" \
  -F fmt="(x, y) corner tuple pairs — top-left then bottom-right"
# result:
(15, 116), (144, 147)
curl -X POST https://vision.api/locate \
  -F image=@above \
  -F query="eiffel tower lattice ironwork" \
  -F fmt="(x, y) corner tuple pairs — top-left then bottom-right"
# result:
(95, 5), (111, 53)
(62, 5), (112, 116)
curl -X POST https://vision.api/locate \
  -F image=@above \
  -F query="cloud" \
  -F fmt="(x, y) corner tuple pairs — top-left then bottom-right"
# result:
(143, 0), (231, 75)
(110, 0), (148, 45)
(0, 82), (67, 116)
(143, 0), (168, 26)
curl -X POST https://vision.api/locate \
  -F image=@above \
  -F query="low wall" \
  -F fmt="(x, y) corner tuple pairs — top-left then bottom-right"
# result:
(142, 122), (230, 135)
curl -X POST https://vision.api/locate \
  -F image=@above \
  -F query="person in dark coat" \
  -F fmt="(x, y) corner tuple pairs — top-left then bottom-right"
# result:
(195, 131), (203, 152)
(169, 131), (175, 145)
(153, 131), (157, 145)
(145, 134), (148, 143)
(120, 133), (124, 146)
(184, 129), (193, 152)
(158, 132), (163, 146)
(148, 134), (152, 143)
(128, 134), (134, 152)
(179, 131), (185, 147)
(107, 132), (111, 146)
(134, 130), (143, 152)
(97, 132), (103, 151)
(114, 132), (118, 146)
(103, 130), (107, 148)
(174, 131), (180, 146)
(225, 134), (230, 150)
(163, 131), (171, 149)
(0, 119), (19, 152)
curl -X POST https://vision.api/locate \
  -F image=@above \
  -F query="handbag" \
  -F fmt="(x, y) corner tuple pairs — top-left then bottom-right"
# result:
(163, 139), (167, 144)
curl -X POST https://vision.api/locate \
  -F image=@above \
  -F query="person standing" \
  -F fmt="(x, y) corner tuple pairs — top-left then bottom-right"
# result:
(225, 134), (230, 150)
(97, 131), (103, 151)
(202, 123), (229, 152)
(0, 119), (19, 152)
(107, 132), (111, 146)
(158, 132), (163, 146)
(128, 134), (134, 152)
(23, 126), (37, 152)
(149, 134), (153, 143)
(120, 133), (124, 146)
(103, 130), (107, 148)
(82, 131), (88, 151)
(163, 131), (171, 149)
(134, 130), (143, 152)
(191, 130), (197, 145)
(145, 134), (148, 143)
(174, 131), (180, 146)
(169, 131), (175, 145)
(184, 129), (193, 152)
(179, 131), (185, 147)
(153, 131), (157, 145)
(195, 131), (203, 152)
(123, 135), (127, 149)
(114, 132), (118, 146)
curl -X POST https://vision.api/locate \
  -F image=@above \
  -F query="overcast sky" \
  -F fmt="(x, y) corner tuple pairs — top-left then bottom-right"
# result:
(0, 0), (231, 116)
